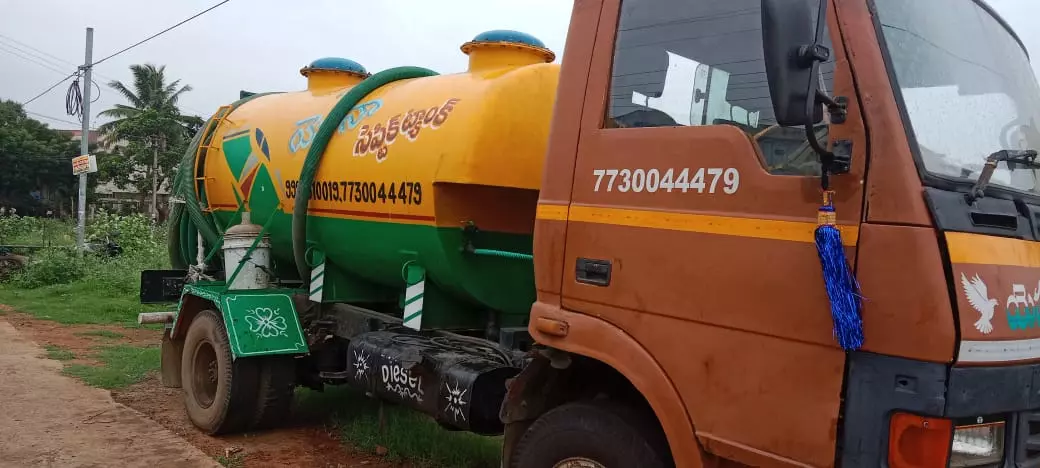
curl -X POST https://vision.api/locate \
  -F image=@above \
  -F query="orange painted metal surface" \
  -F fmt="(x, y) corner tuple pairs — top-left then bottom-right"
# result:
(947, 232), (1040, 364)
(835, 0), (932, 226)
(856, 224), (956, 363)
(529, 301), (707, 468)
(531, 0), (869, 464)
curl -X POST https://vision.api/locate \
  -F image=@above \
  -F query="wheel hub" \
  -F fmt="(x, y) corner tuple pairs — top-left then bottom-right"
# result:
(191, 340), (219, 409)
(553, 458), (606, 468)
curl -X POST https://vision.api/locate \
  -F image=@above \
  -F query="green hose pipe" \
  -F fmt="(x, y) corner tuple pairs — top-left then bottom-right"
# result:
(167, 125), (206, 270)
(468, 248), (534, 261)
(168, 92), (280, 269)
(292, 66), (438, 284)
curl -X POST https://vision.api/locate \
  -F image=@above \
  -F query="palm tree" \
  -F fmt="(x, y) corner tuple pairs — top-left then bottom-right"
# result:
(98, 64), (197, 220)
(98, 63), (195, 138)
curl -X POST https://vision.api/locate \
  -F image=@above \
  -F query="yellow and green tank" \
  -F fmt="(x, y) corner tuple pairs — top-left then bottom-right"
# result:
(171, 30), (560, 330)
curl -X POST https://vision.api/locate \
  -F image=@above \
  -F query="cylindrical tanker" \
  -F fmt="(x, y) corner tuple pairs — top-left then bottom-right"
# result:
(184, 31), (559, 330)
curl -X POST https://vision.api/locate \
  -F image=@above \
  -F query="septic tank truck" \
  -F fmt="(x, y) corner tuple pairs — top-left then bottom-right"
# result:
(140, 0), (1040, 465)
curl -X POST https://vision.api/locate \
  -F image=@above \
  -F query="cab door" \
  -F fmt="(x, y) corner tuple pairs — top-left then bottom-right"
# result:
(559, 0), (867, 464)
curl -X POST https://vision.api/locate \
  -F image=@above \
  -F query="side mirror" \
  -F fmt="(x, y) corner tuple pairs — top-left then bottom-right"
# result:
(761, 0), (828, 126)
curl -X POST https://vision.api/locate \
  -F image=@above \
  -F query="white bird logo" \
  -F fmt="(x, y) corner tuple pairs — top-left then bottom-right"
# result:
(961, 273), (997, 335)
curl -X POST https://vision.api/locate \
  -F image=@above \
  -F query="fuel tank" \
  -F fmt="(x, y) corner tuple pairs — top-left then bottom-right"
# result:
(195, 31), (560, 330)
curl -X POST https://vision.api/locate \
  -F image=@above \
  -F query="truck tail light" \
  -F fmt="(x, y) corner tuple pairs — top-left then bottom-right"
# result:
(949, 421), (1004, 467)
(888, 413), (953, 468)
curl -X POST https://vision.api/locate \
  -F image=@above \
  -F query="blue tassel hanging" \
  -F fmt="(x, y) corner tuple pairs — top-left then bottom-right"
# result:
(815, 190), (863, 351)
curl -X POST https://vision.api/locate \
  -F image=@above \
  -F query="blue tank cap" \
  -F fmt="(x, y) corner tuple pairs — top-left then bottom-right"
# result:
(470, 30), (546, 49)
(301, 57), (369, 77)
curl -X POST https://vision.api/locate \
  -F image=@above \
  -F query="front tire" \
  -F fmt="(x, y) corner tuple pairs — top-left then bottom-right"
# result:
(181, 310), (259, 434)
(510, 401), (673, 468)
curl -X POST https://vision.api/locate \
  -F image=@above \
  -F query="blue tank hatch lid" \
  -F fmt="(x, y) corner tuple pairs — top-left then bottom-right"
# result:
(301, 57), (369, 77)
(470, 30), (546, 48)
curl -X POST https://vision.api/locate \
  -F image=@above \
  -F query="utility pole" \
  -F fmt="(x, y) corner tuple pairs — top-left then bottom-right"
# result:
(76, 27), (93, 251)
(151, 137), (159, 222)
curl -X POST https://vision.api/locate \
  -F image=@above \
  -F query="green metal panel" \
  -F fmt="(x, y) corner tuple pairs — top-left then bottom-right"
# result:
(221, 292), (308, 358)
(177, 284), (309, 359)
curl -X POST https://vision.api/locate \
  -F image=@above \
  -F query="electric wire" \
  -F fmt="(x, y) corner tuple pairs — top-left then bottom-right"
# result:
(11, 0), (230, 107)
(22, 72), (77, 105)
(0, 33), (77, 68)
(24, 110), (85, 127)
(91, 0), (231, 67)
(0, 35), (117, 83)
(65, 75), (83, 119)
(0, 42), (67, 75)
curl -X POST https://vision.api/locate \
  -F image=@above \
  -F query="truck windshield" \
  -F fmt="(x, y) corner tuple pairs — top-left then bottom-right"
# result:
(874, 0), (1040, 195)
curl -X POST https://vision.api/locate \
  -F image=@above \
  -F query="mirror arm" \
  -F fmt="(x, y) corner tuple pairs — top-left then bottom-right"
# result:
(804, 89), (852, 188)
(815, 90), (847, 123)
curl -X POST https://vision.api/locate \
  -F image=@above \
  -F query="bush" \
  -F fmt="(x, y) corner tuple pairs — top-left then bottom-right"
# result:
(10, 248), (85, 288)
(0, 213), (38, 243)
(88, 209), (162, 253)
(1, 211), (171, 289)
(0, 213), (77, 246)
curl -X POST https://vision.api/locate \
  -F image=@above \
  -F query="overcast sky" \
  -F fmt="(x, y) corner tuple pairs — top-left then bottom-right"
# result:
(0, 0), (573, 130)
(0, 0), (1037, 131)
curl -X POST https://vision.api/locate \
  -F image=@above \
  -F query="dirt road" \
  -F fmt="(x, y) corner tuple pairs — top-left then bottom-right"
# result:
(0, 320), (220, 468)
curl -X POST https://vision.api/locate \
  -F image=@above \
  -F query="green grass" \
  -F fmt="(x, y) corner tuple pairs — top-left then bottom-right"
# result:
(63, 345), (160, 389)
(76, 329), (126, 339)
(43, 344), (74, 361)
(1, 218), (76, 247)
(215, 453), (245, 468)
(297, 387), (502, 468)
(0, 281), (169, 325)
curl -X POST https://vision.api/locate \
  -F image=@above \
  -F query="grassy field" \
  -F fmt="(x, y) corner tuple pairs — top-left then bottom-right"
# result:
(0, 214), (504, 467)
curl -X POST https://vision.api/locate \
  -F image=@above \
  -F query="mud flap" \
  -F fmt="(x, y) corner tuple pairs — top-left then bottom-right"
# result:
(160, 326), (184, 388)
(176, 284), (310, 360)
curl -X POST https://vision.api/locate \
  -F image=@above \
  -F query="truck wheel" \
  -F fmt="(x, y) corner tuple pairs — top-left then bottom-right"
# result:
(181, 309), (259, 434)
(251, 356), (296, 430)
(510, 400), (672, 468)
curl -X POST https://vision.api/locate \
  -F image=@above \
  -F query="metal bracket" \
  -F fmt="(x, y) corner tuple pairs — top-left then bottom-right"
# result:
(829, 96), (848, 125)
(830, 140), (853, 175)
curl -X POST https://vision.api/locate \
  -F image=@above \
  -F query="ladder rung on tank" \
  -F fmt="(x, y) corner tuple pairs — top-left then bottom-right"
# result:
(194, 105), (235, 213)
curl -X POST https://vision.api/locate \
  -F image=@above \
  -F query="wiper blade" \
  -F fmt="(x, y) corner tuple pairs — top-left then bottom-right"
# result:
(966, 149), (1040, 203)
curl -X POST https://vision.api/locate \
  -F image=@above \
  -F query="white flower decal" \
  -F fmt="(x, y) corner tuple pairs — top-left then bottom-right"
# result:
(244, 307), (288, 338)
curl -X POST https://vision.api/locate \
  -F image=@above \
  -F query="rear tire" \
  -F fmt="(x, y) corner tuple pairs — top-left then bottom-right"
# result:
(181, 309), (259, 434)
(510, 400), (672, 468)
(251, 355), (296, 430)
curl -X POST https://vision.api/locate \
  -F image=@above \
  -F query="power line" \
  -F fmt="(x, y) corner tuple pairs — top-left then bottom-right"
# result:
(0, 42), (68, 75)
(24, 110), (86, 127)
(12, 0), (231, 112)
(92, 0), (231, 66)
(0, 33), (77, 68)
(22, 72), (78, 105)
(0, 34), (119, 82)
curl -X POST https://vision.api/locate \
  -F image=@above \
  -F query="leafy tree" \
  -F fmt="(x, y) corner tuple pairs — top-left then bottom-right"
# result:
(0, 100), (85, 216)
(97, 63), (200, 221)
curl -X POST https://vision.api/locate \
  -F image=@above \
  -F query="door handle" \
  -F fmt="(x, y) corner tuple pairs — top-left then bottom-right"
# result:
(576, 258), (611, 286)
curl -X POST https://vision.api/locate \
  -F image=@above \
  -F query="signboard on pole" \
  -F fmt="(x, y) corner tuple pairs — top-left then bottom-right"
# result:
(72, 154), (97, 175)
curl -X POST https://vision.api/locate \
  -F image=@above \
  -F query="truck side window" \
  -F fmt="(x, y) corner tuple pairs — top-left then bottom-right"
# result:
(605, 0), (836, 176)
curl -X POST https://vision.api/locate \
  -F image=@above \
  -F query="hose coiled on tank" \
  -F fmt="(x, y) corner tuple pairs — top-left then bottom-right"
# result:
(292, 67), (438, 285)
(168, 92), (281, 270)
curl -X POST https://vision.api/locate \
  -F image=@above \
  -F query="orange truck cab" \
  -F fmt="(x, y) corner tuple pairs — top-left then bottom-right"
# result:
(502, 0), (1040, 466)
